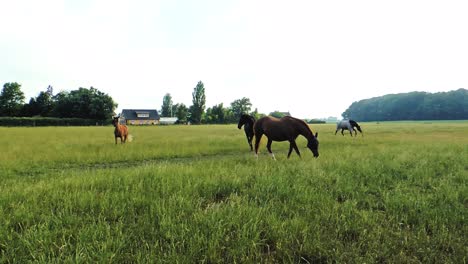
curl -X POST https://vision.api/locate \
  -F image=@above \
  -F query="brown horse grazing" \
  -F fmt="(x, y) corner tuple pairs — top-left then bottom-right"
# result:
(237, 114), (256, 151)
(254, 116), (319, 159)
(112, 116), (128, 144)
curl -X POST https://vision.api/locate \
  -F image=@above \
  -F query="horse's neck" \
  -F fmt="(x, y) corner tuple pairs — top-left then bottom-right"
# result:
(298, 122), (313, 139)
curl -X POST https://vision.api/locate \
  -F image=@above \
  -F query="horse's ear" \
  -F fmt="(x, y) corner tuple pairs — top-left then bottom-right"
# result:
(315, 132), (318, 138)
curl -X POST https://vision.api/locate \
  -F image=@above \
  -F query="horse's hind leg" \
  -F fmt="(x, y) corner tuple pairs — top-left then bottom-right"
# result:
(254, 133), (262, 158)
(266, 139), (276, 160)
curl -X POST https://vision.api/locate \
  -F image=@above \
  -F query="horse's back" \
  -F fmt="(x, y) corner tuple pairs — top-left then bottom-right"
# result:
(255, 116), (305, 141)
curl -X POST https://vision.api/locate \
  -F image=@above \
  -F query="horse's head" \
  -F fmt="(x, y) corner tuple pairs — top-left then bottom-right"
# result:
(307, 132), (319, 158)
(237, 116), (244, 129)
(350, 120), (362, 134)
(355, 125), (362, 133)
(237, 114), (250, 129)
(112, 116), (120, 127)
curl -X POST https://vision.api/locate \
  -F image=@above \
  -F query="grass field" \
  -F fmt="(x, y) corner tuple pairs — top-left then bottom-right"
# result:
(0, 122), (467, 263)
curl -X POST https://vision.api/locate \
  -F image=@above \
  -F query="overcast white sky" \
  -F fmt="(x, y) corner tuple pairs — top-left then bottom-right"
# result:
(1, 0), (467, 118)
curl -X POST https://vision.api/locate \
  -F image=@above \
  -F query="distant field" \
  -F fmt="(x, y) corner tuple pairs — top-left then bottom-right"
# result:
(1, 122), (467, 262)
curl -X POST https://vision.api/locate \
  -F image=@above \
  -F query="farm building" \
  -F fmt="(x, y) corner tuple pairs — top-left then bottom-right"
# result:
(159, 117), (178, 125)
(121, 109), (160, 125)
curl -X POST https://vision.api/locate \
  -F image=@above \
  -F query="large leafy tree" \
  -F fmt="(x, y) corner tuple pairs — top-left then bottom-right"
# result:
(161, 93), (173, 117)
(26, 85), (54, 116)
(204, 103), (226, 124)
(230, 97), (252, 119)
(53, 87), (117, 120)
(189, 81), (206, 124)
(0, 82), (25, 116)
(173, 103), (188, 124)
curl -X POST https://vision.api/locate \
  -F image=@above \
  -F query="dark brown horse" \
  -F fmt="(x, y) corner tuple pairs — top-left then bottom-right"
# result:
(112, 116), (128, 144)
(254, 116), (319, 159)
(237, 114), (255, 151)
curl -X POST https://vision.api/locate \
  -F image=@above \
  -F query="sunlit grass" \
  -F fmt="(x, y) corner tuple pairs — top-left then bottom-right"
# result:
(0, 122), (467, 262)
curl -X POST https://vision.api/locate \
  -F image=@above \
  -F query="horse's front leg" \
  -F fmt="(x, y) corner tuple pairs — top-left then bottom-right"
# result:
(341, 129), (345, 136)
(266, 139), (276, 160)
(246, 132), (253, 151)
(248, 135), (253, 151)
(287, 140), (301, 158)
(291, 140), (301, 158)
(288, 143), (293, 158)
(115, 136), (118, 144)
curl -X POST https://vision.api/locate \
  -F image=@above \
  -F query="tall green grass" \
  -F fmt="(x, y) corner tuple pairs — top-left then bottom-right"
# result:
(0, 122), (467, 262)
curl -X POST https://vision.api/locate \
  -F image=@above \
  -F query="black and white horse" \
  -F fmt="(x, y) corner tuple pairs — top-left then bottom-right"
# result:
(335, 119), (363, 136)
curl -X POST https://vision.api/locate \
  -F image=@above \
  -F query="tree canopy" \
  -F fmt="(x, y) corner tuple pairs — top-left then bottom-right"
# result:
(0, 82), (25, 116)
(52, 87), (117, 120)
(161, 93), (173, 117)
(189, 81), (206, 124)
(342, 89), (468, 121)
(230, 97), (252, 119)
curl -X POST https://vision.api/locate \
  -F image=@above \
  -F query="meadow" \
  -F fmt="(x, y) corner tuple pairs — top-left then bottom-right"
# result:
(0, 122), (467, 263)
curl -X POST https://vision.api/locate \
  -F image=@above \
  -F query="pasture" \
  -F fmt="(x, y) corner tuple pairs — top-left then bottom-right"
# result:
(0, 122), (467, 263)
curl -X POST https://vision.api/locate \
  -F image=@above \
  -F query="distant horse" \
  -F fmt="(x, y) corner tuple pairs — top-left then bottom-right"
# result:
(254, 116), (319, 159)
(237, 114), (256, 151)
(112, 116), (129, 144)
(335, 119), (362, 136)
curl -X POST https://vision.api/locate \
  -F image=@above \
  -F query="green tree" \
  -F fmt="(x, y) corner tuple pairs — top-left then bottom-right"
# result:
(174, 103), (188, 124)
(52, 87), (117, 120)
(0, 82), (25, 116)
(230, 97), (252, 119)
(161, 93), (173, 117)
(269, 111), (288, 118)
(189, 81), (206, 124)
(251, 108), (265, 120)
(24, 85), (55, 117)
(204, 103), (226, 124)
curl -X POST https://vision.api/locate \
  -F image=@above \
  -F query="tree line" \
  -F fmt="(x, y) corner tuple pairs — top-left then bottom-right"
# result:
(0, 81), (274, 124)
(342, 88), (468, 121)
(160, 81), (266, 124)
(0, 82), (117, 120)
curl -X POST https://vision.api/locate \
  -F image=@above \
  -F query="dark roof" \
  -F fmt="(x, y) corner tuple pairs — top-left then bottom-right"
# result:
(121, 109), (160, 120)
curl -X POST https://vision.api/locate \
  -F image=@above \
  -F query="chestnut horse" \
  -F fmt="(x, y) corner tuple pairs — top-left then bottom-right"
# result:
(112, 116), (128, 144)
(254, 116), (319, 159)
(237, 114), (256, 151)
